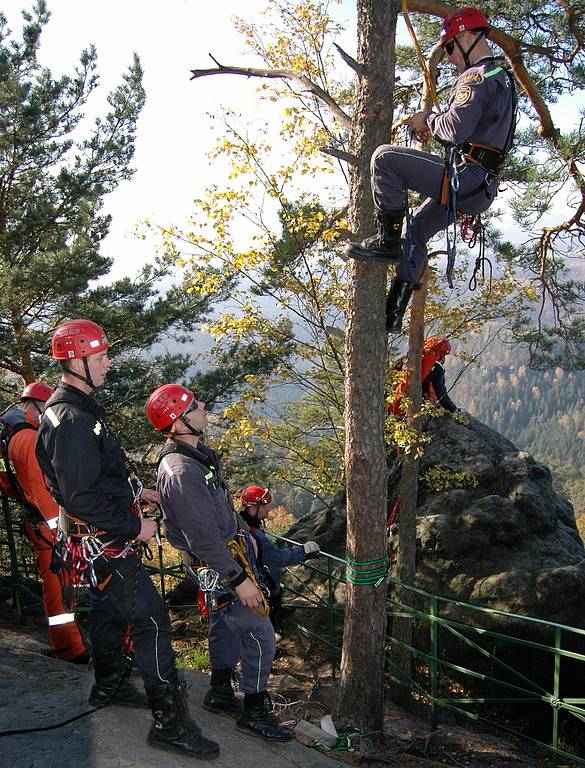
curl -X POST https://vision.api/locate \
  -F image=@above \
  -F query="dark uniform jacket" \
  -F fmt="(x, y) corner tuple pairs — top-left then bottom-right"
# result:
(422, 362), (458, 413)
(426, 57), (515, 153)
(240, 511), (305, 588)
(157, 440), (247, 587)
(35, 384), (141, 541)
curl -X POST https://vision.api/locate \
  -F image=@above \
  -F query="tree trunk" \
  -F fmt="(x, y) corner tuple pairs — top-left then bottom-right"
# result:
(13, 317), (34, 384)
(336, 0), (399, 732)
(390, 269), (428, 705)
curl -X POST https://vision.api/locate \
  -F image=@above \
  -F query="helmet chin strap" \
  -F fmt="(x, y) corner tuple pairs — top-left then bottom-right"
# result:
(454, 30), (485, 69)
(177, 415), (203, 437)
(64, 358), (96, 389)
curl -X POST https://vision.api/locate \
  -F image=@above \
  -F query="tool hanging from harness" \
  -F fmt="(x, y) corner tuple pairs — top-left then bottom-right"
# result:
(52, 496), (142, 610)
(181, 538), (270, 619)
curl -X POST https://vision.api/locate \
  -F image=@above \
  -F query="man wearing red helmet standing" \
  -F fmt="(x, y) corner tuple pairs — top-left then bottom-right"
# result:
(35, 321), (219, 761)
(239, 486), (319, 634)
(347, 7), (516, 333)
(146, 384), (293, 742)
(0, 382), (88, 663)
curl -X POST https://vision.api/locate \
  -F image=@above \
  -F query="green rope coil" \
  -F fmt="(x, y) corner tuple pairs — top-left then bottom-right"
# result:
(346, 553), (389, 587)
(324, 726), (363, 752)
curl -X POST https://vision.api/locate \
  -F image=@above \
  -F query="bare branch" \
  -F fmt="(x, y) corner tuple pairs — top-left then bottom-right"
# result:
(191, 56), (351, 129)
(333, 43), (365, 76)
(320, 146), (359, 165)
(423, 43), (444, 113)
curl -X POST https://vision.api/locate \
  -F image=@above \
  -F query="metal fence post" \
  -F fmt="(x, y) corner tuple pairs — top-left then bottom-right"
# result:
(430, 593), (438, 731)
(552, 627), (561, 768)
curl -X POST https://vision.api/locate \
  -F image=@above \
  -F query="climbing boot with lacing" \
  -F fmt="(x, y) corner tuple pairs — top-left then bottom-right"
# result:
(202, 667), (242, 718)
(146, 677), (220, 759)
(89, 649), (147, 708)
(345, 209), (405, 263)
(386, 277), (415, 333)
(236, 692), (293, 742)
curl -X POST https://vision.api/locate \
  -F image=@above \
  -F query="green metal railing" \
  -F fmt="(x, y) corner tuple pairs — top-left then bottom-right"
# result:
(3, 497), (584, 765)
(268, 532), (585, 767)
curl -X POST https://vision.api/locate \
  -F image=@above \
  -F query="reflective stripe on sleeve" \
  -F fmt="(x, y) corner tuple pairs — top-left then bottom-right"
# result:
(45, 407), (61, 427)
(48, 613), (76, 626)
(46, 516), (59, 530)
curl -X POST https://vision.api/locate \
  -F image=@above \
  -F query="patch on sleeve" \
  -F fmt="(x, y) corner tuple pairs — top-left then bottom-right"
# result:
(461, 69), (484, 85)
(454, 85), (472, 105)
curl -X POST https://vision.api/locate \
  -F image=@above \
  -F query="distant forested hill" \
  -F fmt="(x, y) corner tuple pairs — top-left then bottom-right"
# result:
(446, 333), (585, 516)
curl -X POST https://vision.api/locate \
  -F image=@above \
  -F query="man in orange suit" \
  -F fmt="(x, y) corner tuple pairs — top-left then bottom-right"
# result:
(0, 382), (88, 663)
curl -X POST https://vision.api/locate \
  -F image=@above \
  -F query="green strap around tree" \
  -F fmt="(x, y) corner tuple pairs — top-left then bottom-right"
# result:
(345, 554), (389, 587)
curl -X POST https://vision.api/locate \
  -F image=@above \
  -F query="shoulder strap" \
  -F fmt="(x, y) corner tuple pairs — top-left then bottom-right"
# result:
(0, 422), (37, 504)
(158, 441), (216, 480)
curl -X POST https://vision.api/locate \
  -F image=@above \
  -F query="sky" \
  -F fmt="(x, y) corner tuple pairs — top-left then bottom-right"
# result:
(2, 0), (583, 286)
(2, 0), (302, 280)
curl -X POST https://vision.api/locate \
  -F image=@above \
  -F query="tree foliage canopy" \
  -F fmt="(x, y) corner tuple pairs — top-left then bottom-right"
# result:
(174, 0), (584, 496)
(0, 2), (283, 450)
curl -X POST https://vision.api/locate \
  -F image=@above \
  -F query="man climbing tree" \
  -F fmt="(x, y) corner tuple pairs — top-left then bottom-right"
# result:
(346, 7), (517, 333)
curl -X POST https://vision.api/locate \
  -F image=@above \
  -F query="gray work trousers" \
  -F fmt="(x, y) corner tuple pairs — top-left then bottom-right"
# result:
(371, 145), (497, 283)
(208, 600), (275, 694)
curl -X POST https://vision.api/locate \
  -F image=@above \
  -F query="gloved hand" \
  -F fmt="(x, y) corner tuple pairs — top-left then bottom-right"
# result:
(303, 540), (320, 556)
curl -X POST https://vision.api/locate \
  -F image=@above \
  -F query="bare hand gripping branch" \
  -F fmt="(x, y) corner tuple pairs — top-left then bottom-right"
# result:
(191, 54), (352, 130)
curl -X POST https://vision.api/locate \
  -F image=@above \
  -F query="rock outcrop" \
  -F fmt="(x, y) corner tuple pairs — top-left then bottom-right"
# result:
(286, 415), (585, 631)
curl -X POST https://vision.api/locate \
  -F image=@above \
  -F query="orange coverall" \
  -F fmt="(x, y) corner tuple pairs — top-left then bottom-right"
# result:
(0, 425), (86, 660)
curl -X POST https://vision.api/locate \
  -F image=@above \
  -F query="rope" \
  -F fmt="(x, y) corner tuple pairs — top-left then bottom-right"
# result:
(444, 147), (460, 288)
(464, 215), (493, 293)
(320, 726), (364, 753)
(346, 554), (389, 587)
(401, 0), (440, 111)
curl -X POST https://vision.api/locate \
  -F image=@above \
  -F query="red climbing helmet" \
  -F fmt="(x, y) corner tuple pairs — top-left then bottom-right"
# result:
(51, 319), (110, 360)
(20, 382), (53, 402)
(145, 383), (195, 432)
(440, 7), (489, 47)
(424, 337), (451, 358)
(241, 486), (272, 507)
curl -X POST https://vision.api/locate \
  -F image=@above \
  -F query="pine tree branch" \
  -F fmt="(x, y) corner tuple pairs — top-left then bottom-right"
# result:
(190, 55), (351, 130)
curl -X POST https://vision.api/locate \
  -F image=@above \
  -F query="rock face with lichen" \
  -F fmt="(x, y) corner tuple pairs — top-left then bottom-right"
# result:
(286, 415), (585, 630)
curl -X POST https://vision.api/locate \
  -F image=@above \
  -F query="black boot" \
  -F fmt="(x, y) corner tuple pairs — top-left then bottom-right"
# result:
(203, 668), (242, 718)
(346, 209), (405, 263)
(89, 650), (147, 708)
(386, 278), (415, 333)
(237, 692), (293, 742)
(146, 678), (220, 760)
